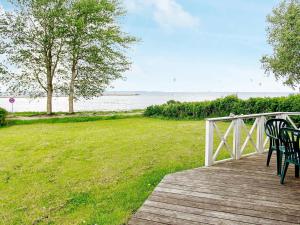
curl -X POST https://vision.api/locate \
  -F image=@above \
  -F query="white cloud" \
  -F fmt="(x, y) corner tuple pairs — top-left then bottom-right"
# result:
(124, 0), (200, 29)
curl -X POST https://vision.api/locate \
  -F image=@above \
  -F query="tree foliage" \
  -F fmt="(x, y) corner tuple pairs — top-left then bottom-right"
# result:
(261, 0), (300, 88)
(0, 0), (137, 113)
(64, 0), (137, 113)
(0, 0), (67, 114)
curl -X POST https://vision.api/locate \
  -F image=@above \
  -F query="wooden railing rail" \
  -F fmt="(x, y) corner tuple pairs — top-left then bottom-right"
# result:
(205, 112), (300, 166)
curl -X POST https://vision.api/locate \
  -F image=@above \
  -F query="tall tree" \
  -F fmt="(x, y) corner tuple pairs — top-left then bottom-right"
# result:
(0, 46), (6, 77)
(0, 5), (9, 88)
(261, 0), (300, 88)
(64, 0), (137, 113)
(0, 0), (66, 114)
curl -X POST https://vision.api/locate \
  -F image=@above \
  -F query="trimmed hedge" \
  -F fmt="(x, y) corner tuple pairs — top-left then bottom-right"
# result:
(144, 95), (300, 120)
(0, 107), (7, 126)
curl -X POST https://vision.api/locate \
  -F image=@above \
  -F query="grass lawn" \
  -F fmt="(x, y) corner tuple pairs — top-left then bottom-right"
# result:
(7, 109), (144, 118)
(0, 117), (254, 224)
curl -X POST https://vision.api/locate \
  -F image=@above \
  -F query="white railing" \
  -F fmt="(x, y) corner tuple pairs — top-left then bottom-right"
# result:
(205, 112), (300, 166)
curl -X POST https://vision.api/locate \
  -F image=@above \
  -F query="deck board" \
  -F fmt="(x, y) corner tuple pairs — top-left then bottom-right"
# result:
(129, 153), (300, 225)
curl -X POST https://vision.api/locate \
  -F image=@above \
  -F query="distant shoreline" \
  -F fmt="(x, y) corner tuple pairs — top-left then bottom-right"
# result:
(0, 91), (297, 112)
(0, 93), (141, 98)
(0, 91), (296, 98)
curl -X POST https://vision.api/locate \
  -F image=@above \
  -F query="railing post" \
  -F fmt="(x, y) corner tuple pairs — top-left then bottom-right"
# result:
(276, 113), (286, 119)
(281, 113), (287, 120)
(256, 116), (265, 153)
(233, 119), (242, 160)
(205, 120), (214, 166)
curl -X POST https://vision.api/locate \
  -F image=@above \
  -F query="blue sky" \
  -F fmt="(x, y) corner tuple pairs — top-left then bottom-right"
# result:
(1, 0), (294, 92)
(116, 0), (293, 92)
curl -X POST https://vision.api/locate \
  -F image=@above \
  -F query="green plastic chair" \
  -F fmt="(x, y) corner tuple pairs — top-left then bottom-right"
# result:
(279, 128), (300, 184)
(265, 119), (289, 175)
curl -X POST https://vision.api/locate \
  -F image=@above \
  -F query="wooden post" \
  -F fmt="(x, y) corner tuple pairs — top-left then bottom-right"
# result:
(276, 113), (286, 120)
(281, 114), (287, 120)
(256, 116), (265, 153)
(233, 119), (242, 160)
(205, 120), (214, 167)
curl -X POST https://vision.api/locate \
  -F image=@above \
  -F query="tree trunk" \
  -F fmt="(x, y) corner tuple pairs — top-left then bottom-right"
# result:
(68, 62), (76, 114)
(47, 87), (53, 115)
(68, 87), (74, 114)
(46, 58), (53, 115)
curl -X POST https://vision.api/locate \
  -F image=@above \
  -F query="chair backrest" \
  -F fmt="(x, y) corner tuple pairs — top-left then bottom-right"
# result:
(265, 119), (289, 145)
(280, 128), (300, 163)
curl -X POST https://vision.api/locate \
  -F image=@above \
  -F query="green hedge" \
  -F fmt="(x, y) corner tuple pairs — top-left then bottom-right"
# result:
(144, 95), (300, 120)
(0, 107), (7, 126)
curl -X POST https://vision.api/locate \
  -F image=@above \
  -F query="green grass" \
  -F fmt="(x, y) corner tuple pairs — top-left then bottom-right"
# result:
(7, 114), (142, 126)
(0, 117), (255, 224)
(8, 109), (144, 118)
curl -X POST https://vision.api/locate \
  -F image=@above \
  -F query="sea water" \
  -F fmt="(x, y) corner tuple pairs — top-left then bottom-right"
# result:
(0, 91), (294, 112)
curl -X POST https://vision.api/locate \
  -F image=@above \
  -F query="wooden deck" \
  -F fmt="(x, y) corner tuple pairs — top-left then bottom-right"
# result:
(129, 153), (300, 225)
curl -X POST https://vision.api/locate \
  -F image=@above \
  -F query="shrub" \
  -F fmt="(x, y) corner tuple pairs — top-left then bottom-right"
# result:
(0, 107), (7, 126)
(166, 100), (181, 104)
(144, 94), (300, 120)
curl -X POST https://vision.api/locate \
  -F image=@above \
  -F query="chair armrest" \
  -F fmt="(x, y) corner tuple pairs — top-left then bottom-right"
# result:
(265, 133), (279, 140)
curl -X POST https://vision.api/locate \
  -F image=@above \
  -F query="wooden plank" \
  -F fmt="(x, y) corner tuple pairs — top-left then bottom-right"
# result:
(155, 186), (300, 211)
(140, 206), (250, 225)
(164, 175), (300, 195)
(212, 165), (279, 174)
(166, 167), (300, 187)
(129, 153), (300, 225)
(134, 211), (205, 225)
(164, 176), (300, 192)
(159, 182), (300, 203)
(150, 192), (300, 223)
(175, 167), (289, 181)
(160, 180), (300, 201)
(128, 217), (166, 225)
(168, 171), (300, 189)
(144, 200), (295, 225)
(205, 121), (214, 167)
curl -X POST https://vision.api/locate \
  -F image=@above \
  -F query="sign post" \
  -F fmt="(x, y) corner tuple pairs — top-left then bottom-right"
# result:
(9, 97), (15, 113)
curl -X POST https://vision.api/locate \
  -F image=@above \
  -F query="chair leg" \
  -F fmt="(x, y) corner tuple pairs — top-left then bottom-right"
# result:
(295, 165), (299, 178)
(266, 147), (272, 167)
(276, 149), (281, 175)
(280, 161), (289, 184)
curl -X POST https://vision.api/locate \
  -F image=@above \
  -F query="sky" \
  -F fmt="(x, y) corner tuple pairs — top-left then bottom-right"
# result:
(0, 0), (295, 92)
